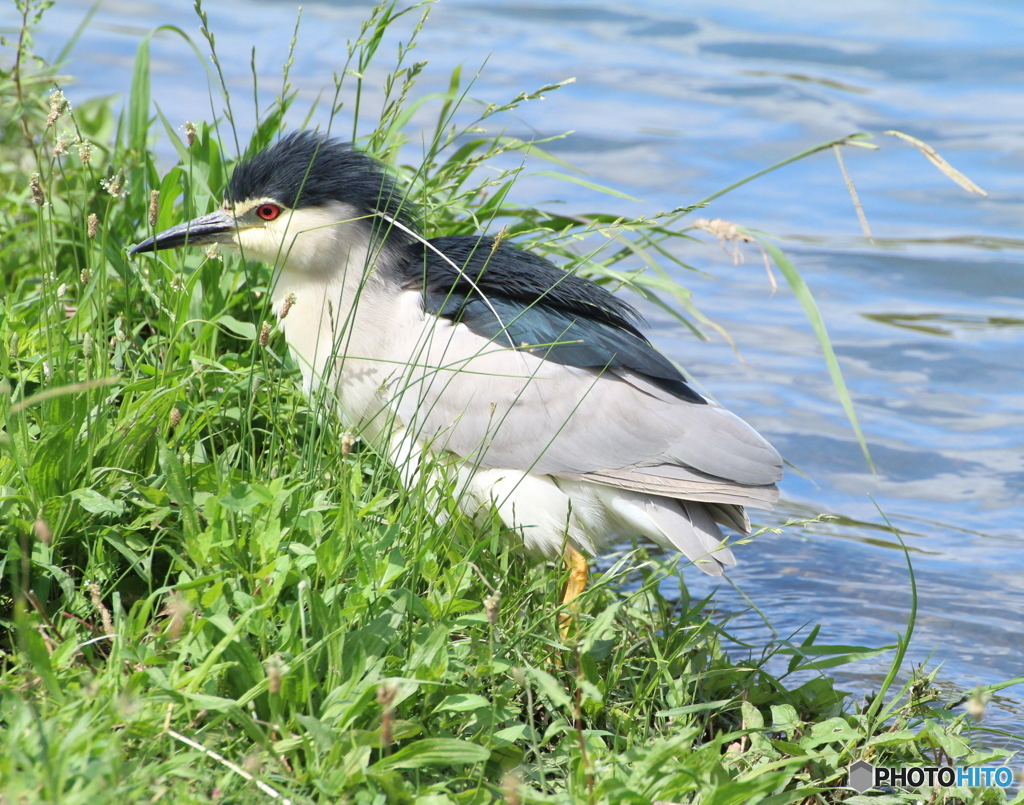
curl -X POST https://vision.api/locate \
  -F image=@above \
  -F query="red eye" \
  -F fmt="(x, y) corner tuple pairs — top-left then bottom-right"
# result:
(256, 203), (281, 221)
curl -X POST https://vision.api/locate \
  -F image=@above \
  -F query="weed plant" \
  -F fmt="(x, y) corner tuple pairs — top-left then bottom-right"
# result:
(1, 2), (1020, 803)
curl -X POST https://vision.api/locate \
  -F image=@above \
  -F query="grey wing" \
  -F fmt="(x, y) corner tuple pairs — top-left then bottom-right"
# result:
(386, 306), (782, 508)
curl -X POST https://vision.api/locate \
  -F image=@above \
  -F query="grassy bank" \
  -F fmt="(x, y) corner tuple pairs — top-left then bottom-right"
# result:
(1, 2), (1019, 802)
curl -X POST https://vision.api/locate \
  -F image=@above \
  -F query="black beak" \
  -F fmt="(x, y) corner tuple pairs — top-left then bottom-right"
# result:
(129, 209), (238, 255)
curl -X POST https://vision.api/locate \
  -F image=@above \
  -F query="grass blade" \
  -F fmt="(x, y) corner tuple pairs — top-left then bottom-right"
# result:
(745, 229), (874, 473)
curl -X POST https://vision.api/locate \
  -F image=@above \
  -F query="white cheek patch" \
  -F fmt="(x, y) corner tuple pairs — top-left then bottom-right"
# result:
(234, 201), (367, 274)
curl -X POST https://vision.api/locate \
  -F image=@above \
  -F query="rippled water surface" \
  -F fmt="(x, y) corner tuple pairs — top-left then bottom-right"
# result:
(21, 0), (1024, 737)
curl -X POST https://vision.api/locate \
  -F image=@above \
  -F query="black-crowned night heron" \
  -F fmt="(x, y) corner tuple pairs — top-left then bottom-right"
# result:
(131, 131), (783, 607)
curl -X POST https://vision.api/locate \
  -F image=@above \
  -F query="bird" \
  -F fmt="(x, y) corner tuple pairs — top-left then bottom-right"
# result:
(130, 131), (783, 611)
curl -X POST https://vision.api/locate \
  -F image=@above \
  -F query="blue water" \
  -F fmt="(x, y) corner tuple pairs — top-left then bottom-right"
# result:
(22, 0), (1024, 740)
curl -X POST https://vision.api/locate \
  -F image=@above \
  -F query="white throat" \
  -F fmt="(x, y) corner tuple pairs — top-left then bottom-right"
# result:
(253, 202), (408, 429)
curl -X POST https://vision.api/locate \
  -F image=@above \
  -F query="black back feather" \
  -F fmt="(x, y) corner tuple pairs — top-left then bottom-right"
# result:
(226, 132), (416, 231)
(406, 235), (706, 404)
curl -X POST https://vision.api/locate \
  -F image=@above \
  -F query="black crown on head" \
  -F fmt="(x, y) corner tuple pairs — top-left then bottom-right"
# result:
(226, 131), (415, 230)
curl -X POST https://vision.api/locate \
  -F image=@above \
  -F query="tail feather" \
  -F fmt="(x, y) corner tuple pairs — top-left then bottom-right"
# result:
(643, 497), (736, 576)
(704, 501), (750, 535)
(544, 481), (750, 575)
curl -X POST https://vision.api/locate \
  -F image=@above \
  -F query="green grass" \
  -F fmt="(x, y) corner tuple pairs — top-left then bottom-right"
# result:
(1, 1), (1020, 802)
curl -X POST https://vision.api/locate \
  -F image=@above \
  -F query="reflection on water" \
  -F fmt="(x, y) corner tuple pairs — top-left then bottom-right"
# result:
(863, 312), (1024, 337)
(22, 0), (1024, 739)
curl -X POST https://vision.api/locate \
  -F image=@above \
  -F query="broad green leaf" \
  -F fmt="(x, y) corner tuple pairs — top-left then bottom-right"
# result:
(437, 693), (490, 712)
(217, 315), (257, 340)
(865, 730), (918, 747)
(657, 699), (735, 718)
(23, 630), (63, 702)
(70, 488), (124, 517)
(525, 666), (572, 709)
(370, 738), (489, 771)
(770, 704), (801, 736)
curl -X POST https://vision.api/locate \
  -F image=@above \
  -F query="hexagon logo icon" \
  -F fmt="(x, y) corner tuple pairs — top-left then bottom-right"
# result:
(849, 759), (874, 793)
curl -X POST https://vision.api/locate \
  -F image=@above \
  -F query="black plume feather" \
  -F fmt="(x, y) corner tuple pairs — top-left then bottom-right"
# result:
(226, 131), (416, 231)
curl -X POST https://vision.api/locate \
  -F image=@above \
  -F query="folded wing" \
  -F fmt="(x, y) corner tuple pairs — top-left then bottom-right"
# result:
(392, 236), (783, 497)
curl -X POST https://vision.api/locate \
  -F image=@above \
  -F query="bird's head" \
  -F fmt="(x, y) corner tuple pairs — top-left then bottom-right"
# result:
(130, 132), (415, 274)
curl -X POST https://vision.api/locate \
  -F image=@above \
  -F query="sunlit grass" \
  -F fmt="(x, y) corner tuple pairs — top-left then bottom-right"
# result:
(1, 1), (1019, 802)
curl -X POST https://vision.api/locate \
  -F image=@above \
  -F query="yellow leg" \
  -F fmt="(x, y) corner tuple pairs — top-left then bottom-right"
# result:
(559, 546), (589, 641)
